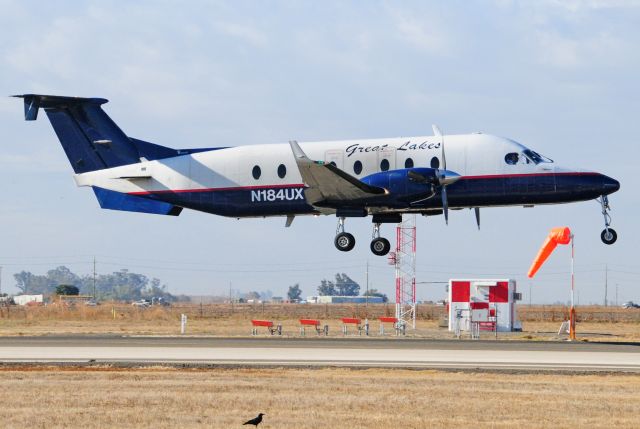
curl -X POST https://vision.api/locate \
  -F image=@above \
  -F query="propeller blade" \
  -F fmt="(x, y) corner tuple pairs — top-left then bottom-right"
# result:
(441, 186), (449, 225)
(441, 138), (447, 171)
(474, 207), (480, 230)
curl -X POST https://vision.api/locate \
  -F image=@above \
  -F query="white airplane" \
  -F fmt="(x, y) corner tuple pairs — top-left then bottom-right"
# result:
(15, 94), (620, 255)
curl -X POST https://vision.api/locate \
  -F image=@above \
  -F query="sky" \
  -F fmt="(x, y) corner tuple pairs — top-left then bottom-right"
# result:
(1, 0), (639, 304)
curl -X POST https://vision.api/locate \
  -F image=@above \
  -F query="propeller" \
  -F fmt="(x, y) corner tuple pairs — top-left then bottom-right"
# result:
(433, 124), (457, 225)
(407, 125), (461, 222)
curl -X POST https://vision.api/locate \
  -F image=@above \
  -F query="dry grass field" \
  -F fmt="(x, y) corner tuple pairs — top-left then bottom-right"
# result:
(0, 303), (639, 341)
(0, 366), (639, 429)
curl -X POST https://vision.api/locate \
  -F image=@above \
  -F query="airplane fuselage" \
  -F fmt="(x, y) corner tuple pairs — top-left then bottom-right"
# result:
(76, 133), (618, 218)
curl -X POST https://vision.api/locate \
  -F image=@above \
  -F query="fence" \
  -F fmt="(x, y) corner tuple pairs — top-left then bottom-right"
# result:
(0, 303), (638, 323)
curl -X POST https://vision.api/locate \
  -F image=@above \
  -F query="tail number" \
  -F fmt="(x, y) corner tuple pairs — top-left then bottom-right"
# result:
(251, 188), (304, 202)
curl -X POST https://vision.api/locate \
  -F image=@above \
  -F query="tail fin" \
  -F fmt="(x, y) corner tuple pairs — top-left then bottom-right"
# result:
(14, 94), (144, 173)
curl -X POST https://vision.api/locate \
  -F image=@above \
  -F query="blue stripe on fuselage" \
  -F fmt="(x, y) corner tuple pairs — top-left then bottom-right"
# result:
(128, 172), (611, 217)
(131, 184), (316, 217)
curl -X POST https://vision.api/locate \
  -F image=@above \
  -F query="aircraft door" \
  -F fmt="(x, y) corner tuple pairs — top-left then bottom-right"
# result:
(378, 147), (396, 171)
(324, 150), (344, 170)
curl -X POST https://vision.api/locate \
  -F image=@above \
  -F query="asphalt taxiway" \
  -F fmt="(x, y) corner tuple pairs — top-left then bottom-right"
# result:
(0, 336), (638, 372)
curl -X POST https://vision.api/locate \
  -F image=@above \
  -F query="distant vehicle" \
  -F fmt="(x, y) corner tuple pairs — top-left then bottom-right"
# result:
(131, 299), (150, 308)
(622, 301), (639, 309)
(85, 300), (98, 306)
(150, 297), (171, 307)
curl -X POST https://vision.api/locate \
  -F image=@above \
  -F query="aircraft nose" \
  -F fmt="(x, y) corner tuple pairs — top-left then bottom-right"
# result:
(601, 174), (620, 195)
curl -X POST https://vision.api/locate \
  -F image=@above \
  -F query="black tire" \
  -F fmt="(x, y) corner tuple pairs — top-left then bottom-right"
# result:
(335, 232), (356, 252)
(601, 228), (617, 245)
(370, 237), (391, 256)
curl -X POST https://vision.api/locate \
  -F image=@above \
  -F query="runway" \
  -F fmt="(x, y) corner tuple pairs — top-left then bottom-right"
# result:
(1, 336), (639, 372)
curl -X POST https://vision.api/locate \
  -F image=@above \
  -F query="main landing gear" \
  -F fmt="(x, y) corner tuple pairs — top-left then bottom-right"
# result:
(370, 223), (391, 256)
(598, 195), (617, 245)
(334, 217), (356, 252)
(333, 218), (391, 256)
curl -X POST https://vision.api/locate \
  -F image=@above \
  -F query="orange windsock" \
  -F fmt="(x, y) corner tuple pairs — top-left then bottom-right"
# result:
(527, 227), (572, 278)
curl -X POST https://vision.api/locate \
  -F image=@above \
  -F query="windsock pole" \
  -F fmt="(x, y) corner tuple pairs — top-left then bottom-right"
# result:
(569, 234), (576, 340)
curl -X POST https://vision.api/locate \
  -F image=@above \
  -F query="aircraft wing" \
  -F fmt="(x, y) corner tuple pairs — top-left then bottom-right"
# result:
(289, 140), (387, 206)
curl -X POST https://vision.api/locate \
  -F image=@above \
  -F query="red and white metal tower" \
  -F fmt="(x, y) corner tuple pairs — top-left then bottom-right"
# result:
(393, 214), (417, 329)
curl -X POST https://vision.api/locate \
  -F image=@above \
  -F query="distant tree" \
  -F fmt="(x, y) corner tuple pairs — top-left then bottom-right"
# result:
(317, 279), (336, 296)
(246, 291), (261, 301)
(259, 290), (274, 300)
(363, 288), (388, 303)
(47, 266), (80, 288)
(12, 266), (177, 302)
(14, 271), (50, 295)
(287, 284), (302, 301)
(335, 273), (360, 296)
(55, 284), (79, 296)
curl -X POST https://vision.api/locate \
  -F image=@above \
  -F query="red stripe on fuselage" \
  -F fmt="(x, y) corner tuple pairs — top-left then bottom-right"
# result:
(462, 172), (597, 180)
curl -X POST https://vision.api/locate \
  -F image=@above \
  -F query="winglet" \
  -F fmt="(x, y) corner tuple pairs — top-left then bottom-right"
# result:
(432, 124), (442, 137)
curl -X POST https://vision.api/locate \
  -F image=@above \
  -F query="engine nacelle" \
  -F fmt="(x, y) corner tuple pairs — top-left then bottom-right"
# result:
(361, 168), (439, 201)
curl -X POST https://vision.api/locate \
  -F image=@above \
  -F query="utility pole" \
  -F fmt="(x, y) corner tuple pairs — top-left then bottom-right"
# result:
(0, 266), (3, 296)
(365, 259), (370, 319)
(529, 282), (532, 307)
(365, 260), (369, 306)
(93, 257), (97, 299)
(615, 283), (619, 307)
(604, 264), (608, 307)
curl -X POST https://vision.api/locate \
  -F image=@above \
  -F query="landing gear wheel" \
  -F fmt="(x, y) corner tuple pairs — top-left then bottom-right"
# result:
(601, 228), (617, 245)
(370, 237), (391, 256)
(335, 232), (356, 252)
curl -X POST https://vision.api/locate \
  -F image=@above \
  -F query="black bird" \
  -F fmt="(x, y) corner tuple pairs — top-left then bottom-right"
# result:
(243, 413), (265, 426)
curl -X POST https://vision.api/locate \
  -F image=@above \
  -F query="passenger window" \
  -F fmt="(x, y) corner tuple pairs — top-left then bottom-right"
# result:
(405, 158), (414, 169)
(353, 160), (363, 175)
(380, 159), (390, 171)
(430, 157), (440, 169)
(277, 164), (287, 178)
(252, 165), (261, 180)
(504, 153), (519, 165)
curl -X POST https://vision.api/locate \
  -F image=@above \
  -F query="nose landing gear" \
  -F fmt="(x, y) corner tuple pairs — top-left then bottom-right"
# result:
(598, 195), (617, 245)
(334, 217), (356, 252)
(370, 223), (391, 256)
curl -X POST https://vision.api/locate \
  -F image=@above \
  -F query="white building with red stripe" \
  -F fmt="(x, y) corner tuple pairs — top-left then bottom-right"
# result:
(448, 279), (522, 332)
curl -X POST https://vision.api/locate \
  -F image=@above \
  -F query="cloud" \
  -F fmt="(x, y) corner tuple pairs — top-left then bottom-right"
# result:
(531, 27), (628, 70)
(213, 21), (268, 47)
(543, 0), (640, 11)
(387, 7), (452, 55)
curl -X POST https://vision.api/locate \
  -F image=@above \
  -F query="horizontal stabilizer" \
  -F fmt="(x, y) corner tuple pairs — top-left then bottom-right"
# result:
(92, 187), (182, 216)
(13, 94), (108, 121)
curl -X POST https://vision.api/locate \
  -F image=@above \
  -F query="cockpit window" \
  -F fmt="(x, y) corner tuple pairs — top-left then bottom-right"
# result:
(522, 149), (553, 164)
(506, 150), (553, 165)
(505, 153), (519, 165)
